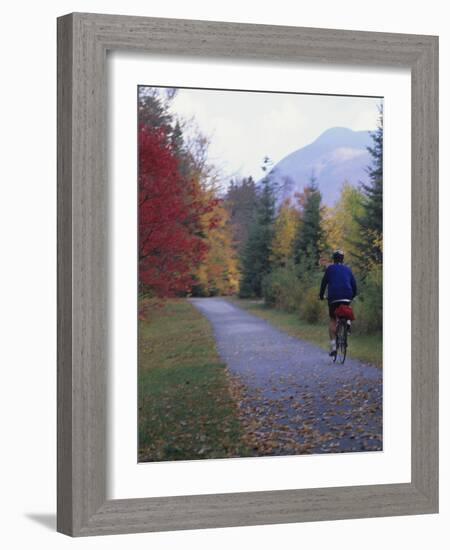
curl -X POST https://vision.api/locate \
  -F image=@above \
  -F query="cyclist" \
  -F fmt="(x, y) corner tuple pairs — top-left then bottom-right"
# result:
(319, 250), (357, 358)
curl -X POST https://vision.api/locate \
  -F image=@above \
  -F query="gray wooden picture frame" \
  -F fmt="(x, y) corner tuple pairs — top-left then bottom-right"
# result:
(57, 12), (438, 537)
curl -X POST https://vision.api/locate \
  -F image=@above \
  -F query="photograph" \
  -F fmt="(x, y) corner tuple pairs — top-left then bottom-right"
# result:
(137, 84), (383, 462)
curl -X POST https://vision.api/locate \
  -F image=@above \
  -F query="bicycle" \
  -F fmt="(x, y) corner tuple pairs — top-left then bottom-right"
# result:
(333, 303), (354, 364)
(334, 315), (349, 363)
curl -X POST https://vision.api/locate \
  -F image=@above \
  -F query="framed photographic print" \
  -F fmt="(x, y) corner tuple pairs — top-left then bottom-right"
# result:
(57, 13), (438, 536)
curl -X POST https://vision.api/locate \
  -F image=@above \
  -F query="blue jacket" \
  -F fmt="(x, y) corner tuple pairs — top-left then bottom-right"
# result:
(319, 263), (357, 303)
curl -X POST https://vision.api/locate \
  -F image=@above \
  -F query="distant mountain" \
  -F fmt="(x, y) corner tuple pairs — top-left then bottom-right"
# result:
(260, 127), (372, 206)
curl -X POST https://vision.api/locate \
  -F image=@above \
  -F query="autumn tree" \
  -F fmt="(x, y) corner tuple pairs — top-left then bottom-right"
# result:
(139, 86), (233, 302)
(193, 196), (240, 296)
(322, 182), (365, 264)
(138, 125), (212, 297)
(270, 199), (299, 268)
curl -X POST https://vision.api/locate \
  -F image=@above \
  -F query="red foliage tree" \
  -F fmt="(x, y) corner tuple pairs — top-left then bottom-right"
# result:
(139, 125), (214, 297)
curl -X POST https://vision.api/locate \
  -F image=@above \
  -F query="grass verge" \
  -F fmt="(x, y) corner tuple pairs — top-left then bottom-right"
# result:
(138, 298), (249, 461)
(227, 297), (382, 368)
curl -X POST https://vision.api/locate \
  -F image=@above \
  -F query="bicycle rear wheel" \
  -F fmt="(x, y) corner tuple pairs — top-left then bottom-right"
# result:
(336, 318), (347, 364)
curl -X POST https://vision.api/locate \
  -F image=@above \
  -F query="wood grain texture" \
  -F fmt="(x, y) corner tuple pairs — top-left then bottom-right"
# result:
(57, 13), (73, 535)
(57, 12), (439, 537)
(410, 36), (439, 506)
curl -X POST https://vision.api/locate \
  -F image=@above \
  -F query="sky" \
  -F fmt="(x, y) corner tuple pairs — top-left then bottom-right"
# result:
(160, 87), (381, 184)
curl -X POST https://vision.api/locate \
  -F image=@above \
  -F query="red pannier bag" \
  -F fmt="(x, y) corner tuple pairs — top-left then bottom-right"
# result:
(334, 304), (355, 320)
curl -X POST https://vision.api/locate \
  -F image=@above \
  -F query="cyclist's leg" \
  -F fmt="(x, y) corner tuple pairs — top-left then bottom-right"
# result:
(329, 317), (336, 340)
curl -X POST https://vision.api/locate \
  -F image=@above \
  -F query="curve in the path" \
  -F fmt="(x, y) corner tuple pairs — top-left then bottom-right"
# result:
(190, 297), (382, 455)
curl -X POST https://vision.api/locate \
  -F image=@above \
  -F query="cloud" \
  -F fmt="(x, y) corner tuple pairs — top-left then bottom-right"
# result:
(329, 147), (367, 162)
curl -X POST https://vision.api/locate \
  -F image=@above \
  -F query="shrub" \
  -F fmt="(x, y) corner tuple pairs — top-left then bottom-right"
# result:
(262, 266), (303, 312)
(239, 278), (255, 299)
(261, 260), (382, 334)
(353, 265), (382, 333)
(262, 265), (330, 324)
(299, 286), (322, 323)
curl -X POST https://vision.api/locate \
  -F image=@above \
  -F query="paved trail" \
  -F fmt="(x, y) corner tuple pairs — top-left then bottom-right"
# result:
(190, 297), (382, 455)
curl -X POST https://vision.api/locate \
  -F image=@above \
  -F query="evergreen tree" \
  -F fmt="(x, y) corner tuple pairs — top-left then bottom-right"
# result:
(239, 175), (276, 298)
(225, 176), (259, 255)
(293, 175), (323, 271)
(354, 105), (383, 270)
(138, 87), (173, 134)
(170, 120), (184, 154)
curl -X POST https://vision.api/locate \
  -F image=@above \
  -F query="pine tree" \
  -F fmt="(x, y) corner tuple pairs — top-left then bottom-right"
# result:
(225, 176), (259, 255)
(138, 87), (173, 134)
(239, 176), (276, 298)
(170, 120), (184, 154)
(354, 105), (383, 271)
(293, 175), (323, 272)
